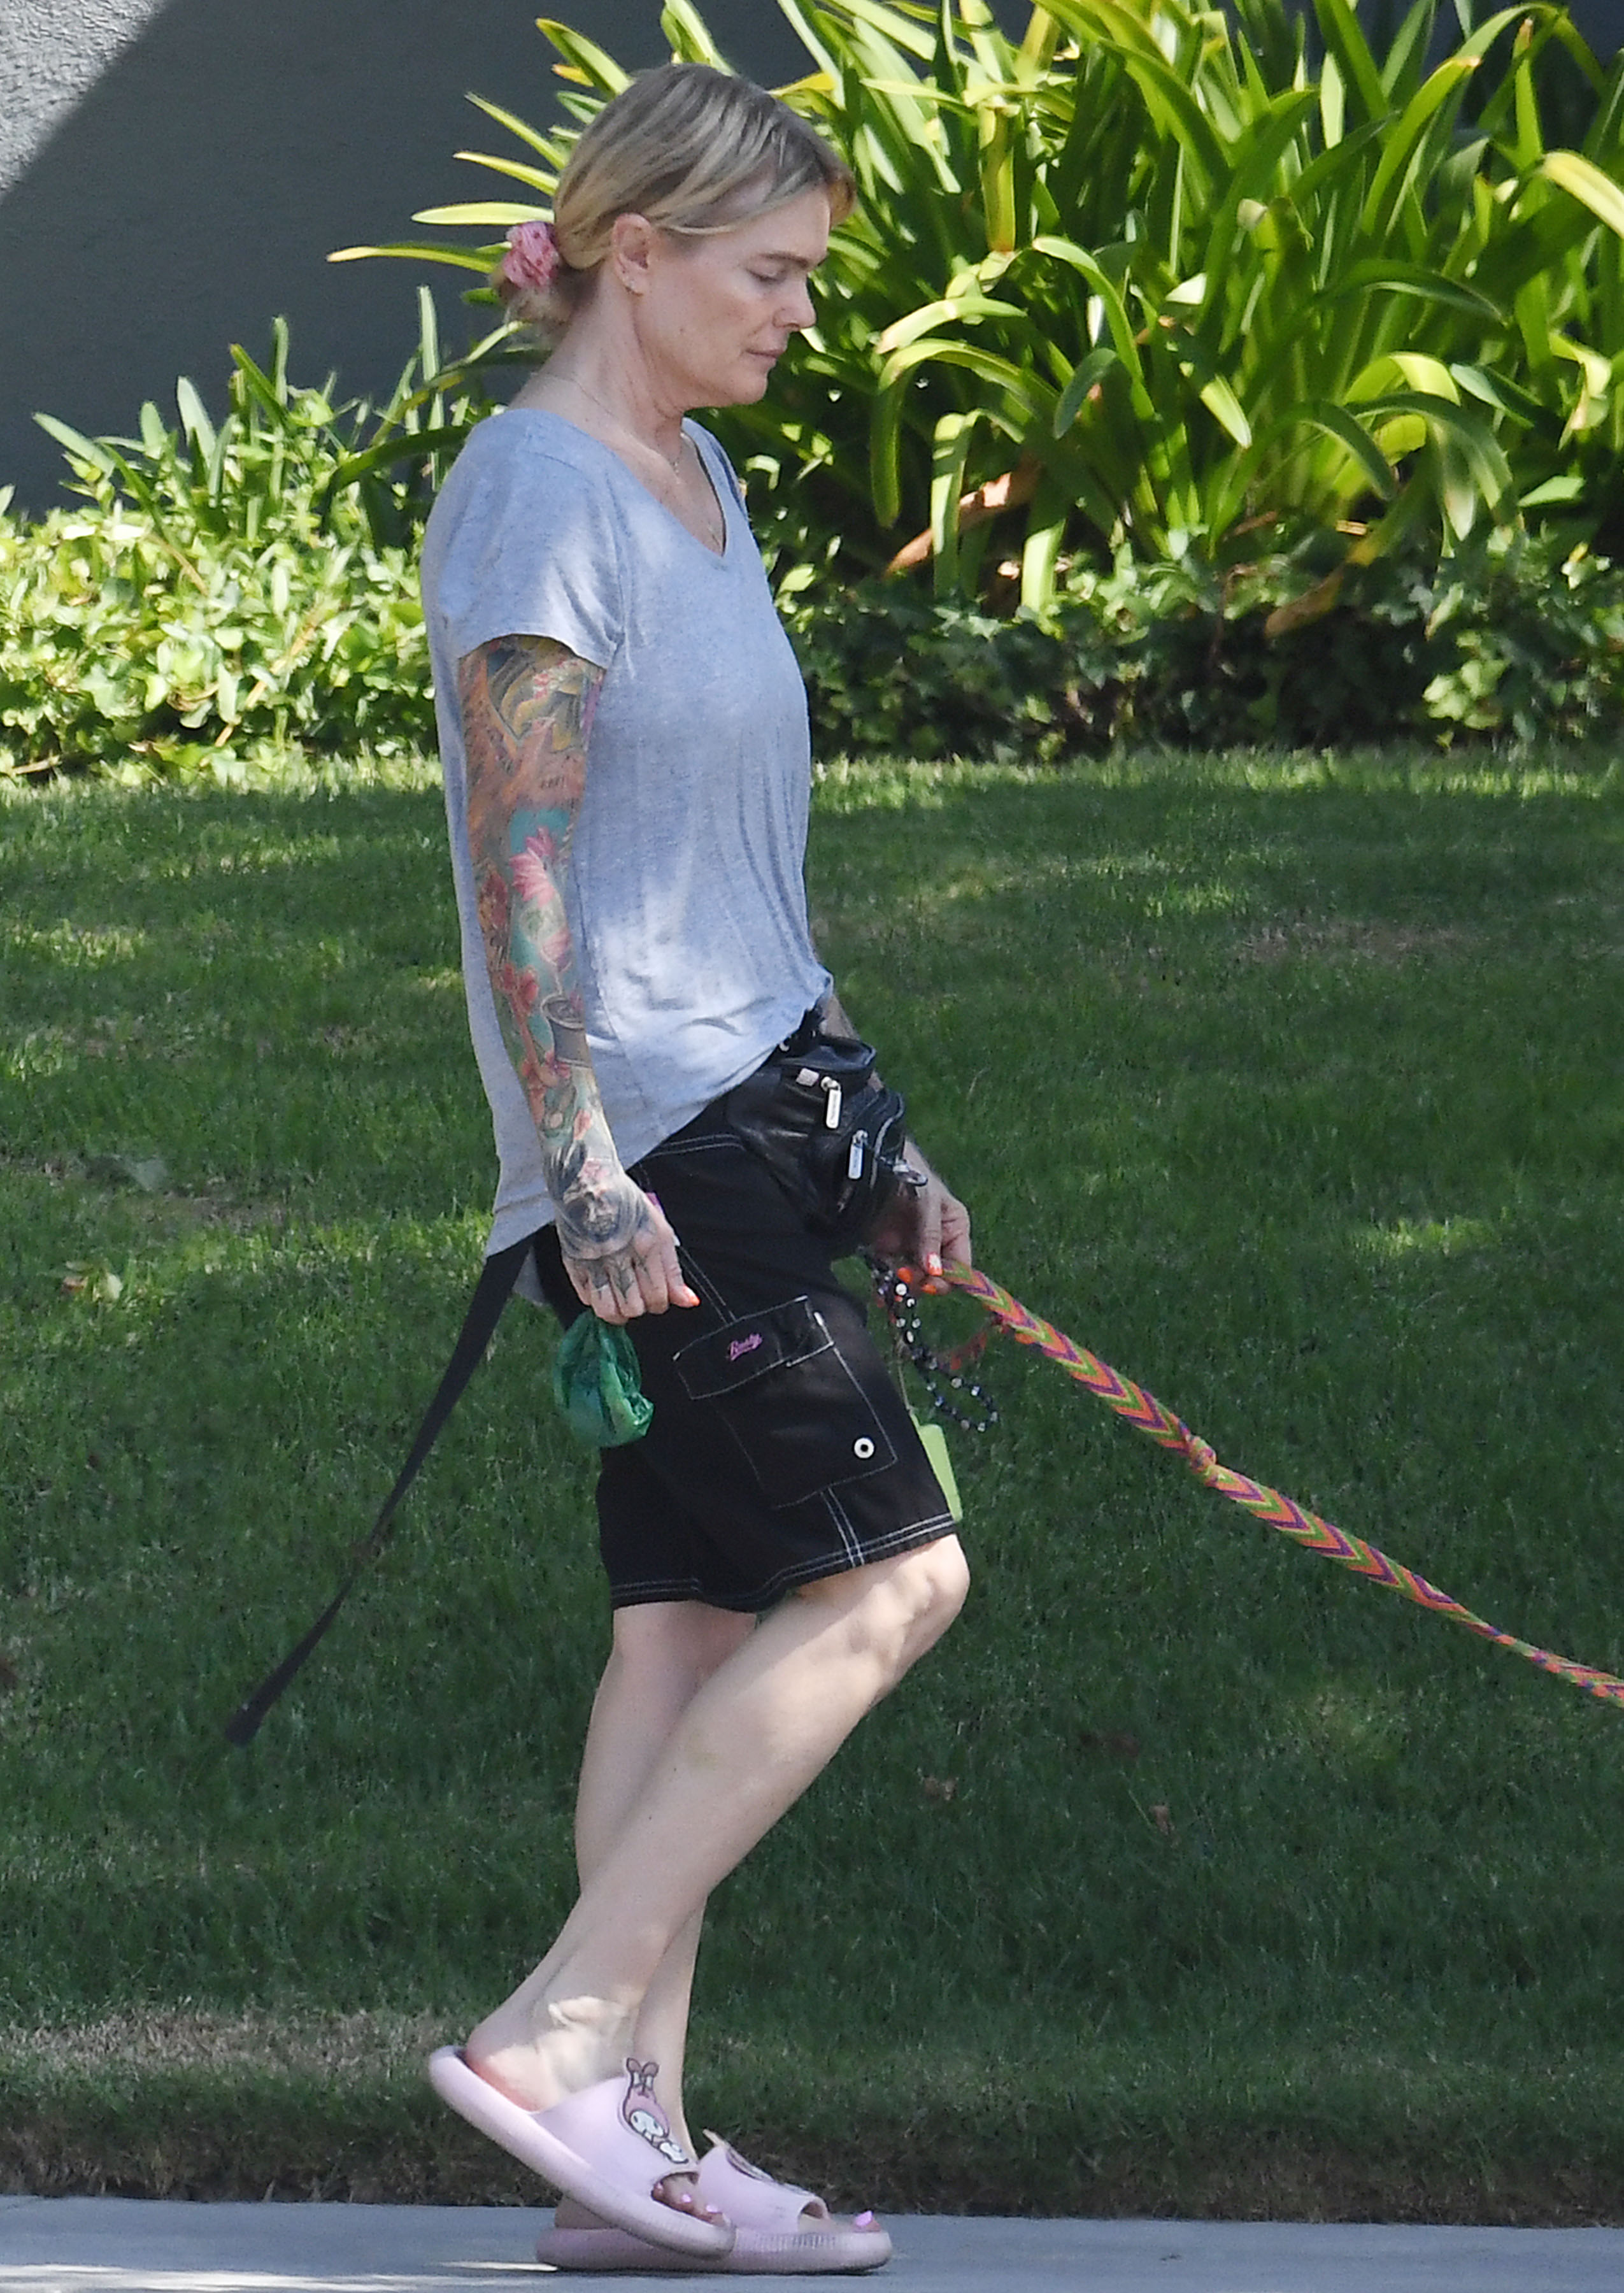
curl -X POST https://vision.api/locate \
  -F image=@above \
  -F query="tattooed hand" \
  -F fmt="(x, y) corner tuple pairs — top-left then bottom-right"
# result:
(555, 1164), (698, 1324)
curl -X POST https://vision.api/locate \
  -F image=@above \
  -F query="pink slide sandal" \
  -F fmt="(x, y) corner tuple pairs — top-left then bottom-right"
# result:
(532, 2131), (893, 2275)
(427, 2048), (733, 2261)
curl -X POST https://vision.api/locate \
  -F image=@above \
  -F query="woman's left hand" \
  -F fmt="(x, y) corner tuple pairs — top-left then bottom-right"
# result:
(867, 1139), (972, 1279)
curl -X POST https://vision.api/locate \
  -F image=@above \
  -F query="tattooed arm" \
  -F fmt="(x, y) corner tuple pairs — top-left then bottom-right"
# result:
(459, 631), (698, 1324)
(816, 987), (972, 1278)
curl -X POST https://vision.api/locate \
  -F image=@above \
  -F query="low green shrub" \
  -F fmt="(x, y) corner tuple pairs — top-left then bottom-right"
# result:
(0, 312), (485, 782)
(787, 531), (1624, 761)
(4, 315), (1619, 781)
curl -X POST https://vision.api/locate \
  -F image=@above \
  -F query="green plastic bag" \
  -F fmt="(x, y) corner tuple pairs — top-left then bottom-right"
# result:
(552, 1315), (653, 1448)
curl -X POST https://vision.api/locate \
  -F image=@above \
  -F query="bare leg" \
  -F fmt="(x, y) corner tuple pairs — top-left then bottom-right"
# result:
(547, 1600), (753, 2230)
(574, 1602), (756, 2147)
(466, 1533), (969, 2127)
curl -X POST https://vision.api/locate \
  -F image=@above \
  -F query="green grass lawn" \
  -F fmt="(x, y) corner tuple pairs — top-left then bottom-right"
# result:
(3, 746), (1623, 2220)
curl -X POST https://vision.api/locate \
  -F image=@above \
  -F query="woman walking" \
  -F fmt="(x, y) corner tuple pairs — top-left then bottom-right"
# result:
(419, 63), (971, 2274)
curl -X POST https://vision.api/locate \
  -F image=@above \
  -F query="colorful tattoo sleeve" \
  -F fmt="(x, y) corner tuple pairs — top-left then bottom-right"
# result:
(459, 634), (648, 1269)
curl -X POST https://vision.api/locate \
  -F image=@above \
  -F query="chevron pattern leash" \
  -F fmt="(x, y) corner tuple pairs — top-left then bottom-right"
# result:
(908, 1262), (1624, 1710)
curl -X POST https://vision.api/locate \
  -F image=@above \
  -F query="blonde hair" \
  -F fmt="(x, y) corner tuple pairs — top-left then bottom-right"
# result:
(494, 62), (856, 344)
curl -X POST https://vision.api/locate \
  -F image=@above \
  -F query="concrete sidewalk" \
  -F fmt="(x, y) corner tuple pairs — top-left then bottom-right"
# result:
(4, 2199), (1624, 2292)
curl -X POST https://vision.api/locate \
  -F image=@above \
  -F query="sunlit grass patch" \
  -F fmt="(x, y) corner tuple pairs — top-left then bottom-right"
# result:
(1357, 1216), (1501, 1263)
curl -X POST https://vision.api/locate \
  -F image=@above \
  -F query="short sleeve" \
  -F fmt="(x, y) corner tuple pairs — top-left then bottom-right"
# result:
(425, 418), (625, 672)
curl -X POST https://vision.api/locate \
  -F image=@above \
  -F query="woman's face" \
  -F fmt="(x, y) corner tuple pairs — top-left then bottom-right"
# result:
(625, 186), (832, 408)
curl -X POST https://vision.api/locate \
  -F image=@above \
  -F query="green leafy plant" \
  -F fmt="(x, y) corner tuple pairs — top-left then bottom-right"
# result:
(0, 304), (490, 778)
(8, 338), (1617, 778)
(344, 1), (1624, 611)
(786, 527), (1624, 756)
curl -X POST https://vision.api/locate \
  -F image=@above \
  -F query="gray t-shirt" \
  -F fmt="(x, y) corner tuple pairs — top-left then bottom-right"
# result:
(420, 407), (830, 1258)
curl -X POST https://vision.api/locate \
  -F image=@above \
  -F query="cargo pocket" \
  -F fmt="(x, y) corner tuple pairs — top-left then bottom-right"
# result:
(673, 1294), (897, 1509)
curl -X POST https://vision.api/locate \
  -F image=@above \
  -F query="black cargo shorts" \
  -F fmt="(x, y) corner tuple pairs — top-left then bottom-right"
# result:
(531, 1099), (958, 1611)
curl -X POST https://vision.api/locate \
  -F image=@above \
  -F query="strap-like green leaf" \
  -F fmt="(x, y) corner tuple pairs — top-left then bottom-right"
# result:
(929, 408), (979, 596)
(835, 0), (939, 64)
(1197, 373), (1252, 448)
(660, 0), (729, 66)
(464, 94), (571, 164)
(1020, 480), (1067, 614)
(875, 295), (1025, 356)
(1450, 363), (1555, 431)
(1030, 237), (1155, 415)
(33, 412), (119, 474)
(413, 202), (543, 227)
(1360, 389), (1520, 526)
(452, 150), (556, 195)
(1360, 58), (1476, 241)
(1053, 347), (1123, 436)
(1538, 150), (1624, 241)
(329, 242), (494, 274)
(175, 378), (217, 461)
(1311, 0), (1388, 126)
(534, 19), (632, 91)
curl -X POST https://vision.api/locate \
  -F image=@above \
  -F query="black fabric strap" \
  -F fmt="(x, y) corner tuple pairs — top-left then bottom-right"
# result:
(224, 1235), (535, 1747)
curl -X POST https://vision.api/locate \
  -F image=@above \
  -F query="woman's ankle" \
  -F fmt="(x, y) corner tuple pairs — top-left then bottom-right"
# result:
(466, 1990), (638, 2111)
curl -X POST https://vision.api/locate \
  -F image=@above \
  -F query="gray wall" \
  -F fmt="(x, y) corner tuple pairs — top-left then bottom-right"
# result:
(0, 2), (809, 510)
(2, 1), (1619, 511)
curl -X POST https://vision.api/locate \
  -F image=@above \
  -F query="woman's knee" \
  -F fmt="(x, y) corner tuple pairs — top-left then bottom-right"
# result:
(799, 1532), (969, 1678)
(898, 1534), (971, 1653)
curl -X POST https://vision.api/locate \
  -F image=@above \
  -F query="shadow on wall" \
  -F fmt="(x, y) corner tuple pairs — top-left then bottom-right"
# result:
(0, 0), (808, 511)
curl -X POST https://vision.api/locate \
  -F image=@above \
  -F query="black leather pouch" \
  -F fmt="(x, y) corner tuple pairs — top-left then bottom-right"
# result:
(723, 1025), (909, 1254)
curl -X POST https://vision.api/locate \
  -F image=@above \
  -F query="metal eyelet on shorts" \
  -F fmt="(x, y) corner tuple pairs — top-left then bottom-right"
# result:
(853, 1436), (875, 1459)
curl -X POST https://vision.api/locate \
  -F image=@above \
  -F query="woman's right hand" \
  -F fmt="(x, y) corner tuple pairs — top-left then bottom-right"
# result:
(557, 1169), (701, 1323)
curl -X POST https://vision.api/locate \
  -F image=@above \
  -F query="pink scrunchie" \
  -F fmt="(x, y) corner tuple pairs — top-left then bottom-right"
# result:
(501, 220), (562, 294)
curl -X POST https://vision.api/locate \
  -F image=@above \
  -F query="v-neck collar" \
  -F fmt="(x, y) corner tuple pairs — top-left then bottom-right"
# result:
(502, 405), (730, 563)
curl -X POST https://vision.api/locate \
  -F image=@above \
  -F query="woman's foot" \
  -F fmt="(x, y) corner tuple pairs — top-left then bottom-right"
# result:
(538, 2134), (892, 2274)
(429, 2048), (732, 2254)
(462, 2006), (717, 2225)
(465, 1991), (635, 2113)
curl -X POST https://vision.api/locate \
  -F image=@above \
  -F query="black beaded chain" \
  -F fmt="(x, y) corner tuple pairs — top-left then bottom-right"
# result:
(869, 1259), (1000, 1435)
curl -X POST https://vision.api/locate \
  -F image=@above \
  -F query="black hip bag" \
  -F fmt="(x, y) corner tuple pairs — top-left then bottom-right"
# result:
(724, 1017), (911, 1253)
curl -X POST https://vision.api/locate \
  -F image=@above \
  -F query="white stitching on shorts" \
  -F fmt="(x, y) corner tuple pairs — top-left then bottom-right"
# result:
(822, 1487), (865, 1569)
(741, 1511), (957, 1606)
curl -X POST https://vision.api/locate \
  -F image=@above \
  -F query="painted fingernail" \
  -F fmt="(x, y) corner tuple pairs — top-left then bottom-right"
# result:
(926, 1252), (944, 1276)
(855, 2211), (876, 2228)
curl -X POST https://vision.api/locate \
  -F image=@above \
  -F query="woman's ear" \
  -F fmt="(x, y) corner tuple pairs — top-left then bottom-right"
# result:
(608, 211), (660, 297)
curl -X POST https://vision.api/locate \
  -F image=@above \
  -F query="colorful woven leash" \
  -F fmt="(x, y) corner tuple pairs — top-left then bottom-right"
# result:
(905, 1262), (1624, 1711)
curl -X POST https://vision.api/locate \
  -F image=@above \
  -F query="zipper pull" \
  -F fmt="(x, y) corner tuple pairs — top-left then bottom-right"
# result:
(847, 1132), (867, 1179)
(823, 1078), (843, 1129)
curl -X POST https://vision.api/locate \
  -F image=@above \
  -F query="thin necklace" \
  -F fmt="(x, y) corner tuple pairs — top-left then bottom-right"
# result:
(553, 372), (687, 472)
(548, 373), (722, 550)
